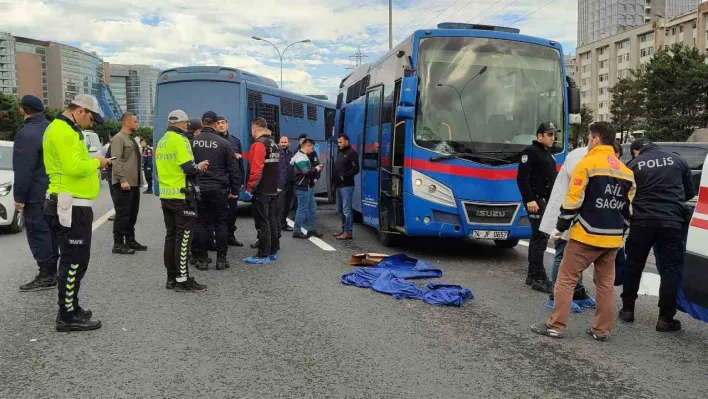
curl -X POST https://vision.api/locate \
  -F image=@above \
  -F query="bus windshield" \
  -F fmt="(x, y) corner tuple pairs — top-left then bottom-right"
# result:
(415, 37), (564, 159)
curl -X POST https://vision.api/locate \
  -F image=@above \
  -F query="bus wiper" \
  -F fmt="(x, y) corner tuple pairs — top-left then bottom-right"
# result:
(430, 152), (511, 164)
(436, 66), (488, 149)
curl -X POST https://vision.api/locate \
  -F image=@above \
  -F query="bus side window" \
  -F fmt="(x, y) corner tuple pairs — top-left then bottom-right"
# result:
(338, 108), (347, 135)
(392, 80), (404, 168)
(363, 89), (383, 170)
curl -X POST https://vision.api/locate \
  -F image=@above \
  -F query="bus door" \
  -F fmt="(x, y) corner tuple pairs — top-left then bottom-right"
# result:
(379, 80), (405, 231)
(361, 86), (383, 228)
(325, 108), (337, 203)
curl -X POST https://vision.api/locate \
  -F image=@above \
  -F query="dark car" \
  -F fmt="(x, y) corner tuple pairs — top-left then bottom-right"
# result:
(620, 141), (708, 195)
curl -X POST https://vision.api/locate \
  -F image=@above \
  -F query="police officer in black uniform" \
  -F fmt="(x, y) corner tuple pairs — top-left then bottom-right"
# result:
(620, 138), (696, 332)
(191, 111), (241, 271)
(516, 122), (560, 294)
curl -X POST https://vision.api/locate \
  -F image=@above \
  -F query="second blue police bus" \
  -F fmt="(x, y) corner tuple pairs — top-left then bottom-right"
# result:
(152, 66), (336, 200)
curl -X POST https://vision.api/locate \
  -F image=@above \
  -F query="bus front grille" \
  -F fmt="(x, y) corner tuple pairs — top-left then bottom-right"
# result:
(463, 202), (519, 226)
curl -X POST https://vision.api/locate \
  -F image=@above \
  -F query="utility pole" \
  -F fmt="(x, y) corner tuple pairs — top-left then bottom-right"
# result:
(389, 0), (393, 50)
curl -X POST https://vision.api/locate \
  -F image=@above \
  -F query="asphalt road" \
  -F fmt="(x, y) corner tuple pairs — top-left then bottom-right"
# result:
(1, 184), (706, 399)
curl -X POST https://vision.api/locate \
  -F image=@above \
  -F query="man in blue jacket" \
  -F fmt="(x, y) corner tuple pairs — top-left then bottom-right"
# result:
(13, 95), (59, 292)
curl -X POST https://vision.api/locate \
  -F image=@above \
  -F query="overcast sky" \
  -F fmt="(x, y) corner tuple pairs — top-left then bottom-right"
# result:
(2, 0), (577, 99)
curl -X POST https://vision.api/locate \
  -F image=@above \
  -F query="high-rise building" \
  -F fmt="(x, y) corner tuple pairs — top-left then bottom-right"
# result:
(565, 54), (576, 79)
(577, 0), (700, 46)
(109, 64), (159, 126)
(576, 4), (708, 123)
(12, 35), (121, 120)
(0, 32), (17, 97)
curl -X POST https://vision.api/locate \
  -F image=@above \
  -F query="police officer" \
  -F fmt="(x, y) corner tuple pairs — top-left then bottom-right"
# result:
(185, 119), (202, 147)
(215, 115), (245, 247)
(516, 122), (559, 294)
(155, 110), (209, 291)
(620, 138), (696, 332)
(140, 138), (154, 194)
(43, 94), (111, 332)
(191, 112), (241, 271)
(14, 95), (59, 292)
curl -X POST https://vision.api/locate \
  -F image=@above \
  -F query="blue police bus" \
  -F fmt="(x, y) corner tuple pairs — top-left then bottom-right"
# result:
(335, 23), (581, 247)
(152, 66), (336, 200)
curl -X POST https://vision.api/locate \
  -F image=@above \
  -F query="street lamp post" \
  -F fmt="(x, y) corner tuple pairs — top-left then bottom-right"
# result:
(251, 36), (311, 89)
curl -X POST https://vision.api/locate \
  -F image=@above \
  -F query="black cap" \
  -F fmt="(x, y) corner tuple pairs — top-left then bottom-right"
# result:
(20, 95), (44, 112)
(187, 119), (202, 133)
(216, 115), (227, 122)
(537, 121), (560, 134)
(298, 134), (307, 140)
(630, 138), (655, 152)
(202, 111), (218, 124)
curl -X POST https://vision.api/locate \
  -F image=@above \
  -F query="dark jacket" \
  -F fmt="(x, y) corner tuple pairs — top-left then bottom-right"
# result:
(141, 145), (154, 177)
(282, 149), (295, 188)
(277, 147), (288, 190)
(247, 135), (280, 195)
(627, 146), (696, 222)
(516, 141), (558, 204)
(332, 145), (359, 188)
(192, 127), (241, 194)
(12, 114), (50, 204)
(225, 131), (245, 187)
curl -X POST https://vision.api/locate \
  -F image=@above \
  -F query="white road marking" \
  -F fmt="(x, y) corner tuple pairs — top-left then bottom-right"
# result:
(92, 208), (115, 232)
(286, 218), (336, 251)
(520, 239), (660, 297)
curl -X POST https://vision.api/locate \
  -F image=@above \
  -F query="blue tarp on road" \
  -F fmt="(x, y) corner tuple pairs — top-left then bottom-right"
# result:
(341, 254), (473, 307)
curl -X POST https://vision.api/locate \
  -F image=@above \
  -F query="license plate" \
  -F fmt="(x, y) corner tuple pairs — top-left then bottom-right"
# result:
(471, 230), (509, 240)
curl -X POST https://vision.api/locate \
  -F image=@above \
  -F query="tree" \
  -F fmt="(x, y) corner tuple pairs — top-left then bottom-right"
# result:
(43, 107), (63, 121)
(610, 70), (645, 143)
(0, 93), (23, 141)
(570, 104), (594, 147)
(644, 44), (708, 141)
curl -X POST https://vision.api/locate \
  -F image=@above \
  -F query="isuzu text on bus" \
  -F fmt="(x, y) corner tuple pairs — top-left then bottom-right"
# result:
(335, 23), (581, 247)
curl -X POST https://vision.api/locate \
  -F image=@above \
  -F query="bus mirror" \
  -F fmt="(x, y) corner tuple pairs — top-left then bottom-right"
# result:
(569, 113), (582, 125)
(396, 106), (415, 121)
(568, 86), (580, 114)
(399, 76), (418, 107)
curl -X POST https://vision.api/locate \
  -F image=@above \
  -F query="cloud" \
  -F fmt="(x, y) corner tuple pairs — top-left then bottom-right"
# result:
(1, 0), (579, 99)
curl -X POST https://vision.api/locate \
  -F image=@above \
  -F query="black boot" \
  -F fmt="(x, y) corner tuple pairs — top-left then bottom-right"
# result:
(228, 235), (244, 247)
(193, 256), (210, 271)
(215, 254), (230, 270)
(19, 274), (57, 292)
(619, 300), (635, 323)
(126, 236), (147, 251)
(656, 317), (682, 332)
(56, 311), (102, 332)
(112, 236), (135, 255)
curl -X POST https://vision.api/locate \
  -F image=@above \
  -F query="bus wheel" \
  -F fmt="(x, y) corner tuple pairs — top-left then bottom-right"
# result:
(379, 231), (399, 247)
(494, 239), (519, 249)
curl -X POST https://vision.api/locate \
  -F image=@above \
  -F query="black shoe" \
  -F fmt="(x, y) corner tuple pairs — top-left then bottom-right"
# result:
(74, 307), (93, 321)
(194, 258), (210, 271)
(215, 256), (230, 270)
(282, 225), (293, 232)
(143, 190), (153, 195)
(112, 244), (136, 255)
(19, 274), (56, 292)
(175, 278), (207, 292)
(307, 230), (324, 238)
(228, 236), (244, 247)
(530, 279), (554, 294)
(56, 313), (102, 332)
(656, 318), (681, 332)
(525, 277), (532, 286)
(108, 215), (115, 221)
(166, 279), (177, 290)
(586, 328), (608, 342)
(293, 232), (308, 239)
(127, 238), (147, 251)
(618, 308), (635, 323)
(250, 241), (259, 249)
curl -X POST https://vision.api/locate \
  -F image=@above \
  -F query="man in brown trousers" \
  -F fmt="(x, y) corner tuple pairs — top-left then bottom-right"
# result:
(531, 122), (635, 341)
(111, 112), (147, 254)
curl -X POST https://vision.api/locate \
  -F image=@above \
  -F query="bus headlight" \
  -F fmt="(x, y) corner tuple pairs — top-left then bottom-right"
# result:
(411, 170), (455, 208)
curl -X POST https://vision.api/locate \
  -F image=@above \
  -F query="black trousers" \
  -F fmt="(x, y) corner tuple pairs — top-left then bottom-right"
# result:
(527, 201), (550, 281)
(162, 199), (196, 282)
(228, 197), (239, 238)
(252, 193), (279, 258)
(622, 219), (685, 319)
(194, 190), (229, 257)
(145, 175), (153, 192)
(45, 203), (93, 315)
(280, 186), (295, 226)
(113, 185), (140, 240)
(24, 202), (58, 276)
